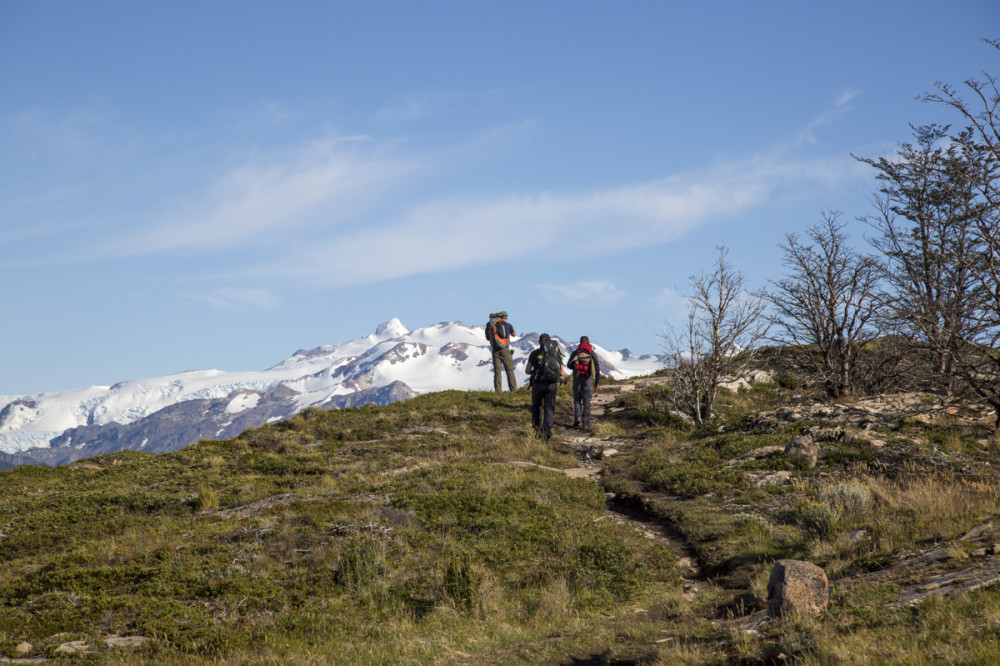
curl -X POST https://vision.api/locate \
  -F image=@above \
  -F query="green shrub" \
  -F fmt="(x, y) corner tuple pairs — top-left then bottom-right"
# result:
(820, 480), (872, 521)
(774, 373), (801, 390)
(796, 497), (840, 536)
(732, 512), (774, 538)
(443, 548), (481, 612)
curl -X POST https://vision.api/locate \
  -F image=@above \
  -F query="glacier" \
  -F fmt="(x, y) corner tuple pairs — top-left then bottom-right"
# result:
(0, 319), (669, 463)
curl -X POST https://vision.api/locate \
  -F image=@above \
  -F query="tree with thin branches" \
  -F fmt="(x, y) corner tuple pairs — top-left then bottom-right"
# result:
(922, 41), (1000, 427)
(662, 246), (769, 426)
(766, 213), (884, 399)
(856, 124), (987, 393)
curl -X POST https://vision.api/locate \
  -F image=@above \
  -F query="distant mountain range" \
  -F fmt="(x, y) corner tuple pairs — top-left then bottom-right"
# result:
(0, 319), (668, 469)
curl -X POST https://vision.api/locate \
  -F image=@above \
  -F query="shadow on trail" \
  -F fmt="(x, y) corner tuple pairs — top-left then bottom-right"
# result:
(547, 649), (659, 666)
(604, 494), (706, 588)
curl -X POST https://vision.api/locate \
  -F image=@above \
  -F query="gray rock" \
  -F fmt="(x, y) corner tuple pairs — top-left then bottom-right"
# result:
(103, 636), (149, 648)
(55, 641), (90, 654)
(767, 559), (829, 618)
(960, 522), (994, 542)
(785, 435), (818, 470)
(755, 470), (792, 487)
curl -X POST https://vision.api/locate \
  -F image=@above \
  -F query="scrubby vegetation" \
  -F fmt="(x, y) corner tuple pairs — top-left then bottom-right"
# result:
(4, 364), (1000, 663)
(600, 372), (1000, 663)
(0, 390), (682, 664)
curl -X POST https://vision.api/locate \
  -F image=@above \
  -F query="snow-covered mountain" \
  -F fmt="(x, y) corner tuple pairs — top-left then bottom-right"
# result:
(0, 319), (668, 468)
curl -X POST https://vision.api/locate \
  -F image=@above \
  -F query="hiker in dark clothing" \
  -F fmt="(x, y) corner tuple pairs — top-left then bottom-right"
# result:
(525, 333), (564, 440)
(485, 311), (517, 392)
(567, 335), (601, 428)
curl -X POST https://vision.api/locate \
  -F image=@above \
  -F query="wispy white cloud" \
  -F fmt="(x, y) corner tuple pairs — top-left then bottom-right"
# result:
(109, 136), (416, 256)
(9, 103), (113, 156)
(228, 99), (293, 129)
(796, 88), (860, 146)
(649, 286), (691, 330)
(33, 94), (867, 288)
(650, 286), (685, 310)
(376, 89), (508, 124)
(179, 287), (279, 309)
(536, 280), (625, 304)
(376, 90), (464, 122)
(256, 149), (862, 287)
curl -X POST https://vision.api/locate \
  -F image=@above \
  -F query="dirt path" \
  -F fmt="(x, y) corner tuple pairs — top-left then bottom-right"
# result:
(602, 495), (705, 600)
(546, 379), (705, 597)
(549, 379), (652, 479)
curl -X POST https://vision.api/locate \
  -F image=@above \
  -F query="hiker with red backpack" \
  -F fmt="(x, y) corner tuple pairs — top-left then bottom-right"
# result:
(525, 333), (564, 440)
(485, 311), (518, 392)
(567, 336), (601, 428)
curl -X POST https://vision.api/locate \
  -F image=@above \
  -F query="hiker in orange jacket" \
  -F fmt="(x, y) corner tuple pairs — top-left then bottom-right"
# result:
(485, 311), (517, 392)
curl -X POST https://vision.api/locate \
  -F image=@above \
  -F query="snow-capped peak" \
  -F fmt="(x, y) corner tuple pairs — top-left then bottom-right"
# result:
(375, 318), (410, 338)
(0, 320), (669, 461)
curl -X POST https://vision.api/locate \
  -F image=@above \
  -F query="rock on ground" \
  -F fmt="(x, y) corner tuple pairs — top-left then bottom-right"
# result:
(767, 559), (829, 618)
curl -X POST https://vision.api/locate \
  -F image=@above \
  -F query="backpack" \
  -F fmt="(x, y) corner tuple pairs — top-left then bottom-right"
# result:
(574, 344), (593, 378)
(487, 314), (510, 349)
(537, 339), (561, 383)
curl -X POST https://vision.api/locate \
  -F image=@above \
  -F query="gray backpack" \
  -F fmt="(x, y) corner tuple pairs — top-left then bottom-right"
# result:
(538, 339), (561, 383)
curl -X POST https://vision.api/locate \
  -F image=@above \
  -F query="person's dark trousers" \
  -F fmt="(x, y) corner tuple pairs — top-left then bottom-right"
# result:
(572, 376), (593, 427)
(531, 381), (558, 439)
(493, 347), (517, 392)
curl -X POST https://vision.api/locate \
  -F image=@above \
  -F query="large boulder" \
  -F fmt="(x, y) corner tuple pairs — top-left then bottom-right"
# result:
(785, 435), (818, 470)
(767, 559), (829, 618)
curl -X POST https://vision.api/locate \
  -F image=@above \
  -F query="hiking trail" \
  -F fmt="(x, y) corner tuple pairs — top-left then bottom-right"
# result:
(549, 378), (706, 599)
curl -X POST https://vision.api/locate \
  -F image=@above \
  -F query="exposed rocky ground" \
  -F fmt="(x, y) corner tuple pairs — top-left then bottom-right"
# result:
(530, 375), (1000, 662)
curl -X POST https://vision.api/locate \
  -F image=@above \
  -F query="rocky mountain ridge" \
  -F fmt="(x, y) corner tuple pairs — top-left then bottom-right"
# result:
(0, 319), (668, 469)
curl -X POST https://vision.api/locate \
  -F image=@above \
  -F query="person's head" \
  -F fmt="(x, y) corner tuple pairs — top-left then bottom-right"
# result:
(539, 333), (550, 344)
(580, 335), (590, 345)
(499, 310), (508, 318)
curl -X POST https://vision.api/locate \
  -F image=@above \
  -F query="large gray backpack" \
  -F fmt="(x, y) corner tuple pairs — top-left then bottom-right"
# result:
(538, 339), (561, 383)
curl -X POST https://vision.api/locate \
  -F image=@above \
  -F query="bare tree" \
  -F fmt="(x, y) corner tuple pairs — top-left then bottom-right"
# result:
(766, 213), (884, 399)
(662, 246), (769, 426)
(856, 124), (987, 393)
(922, 39), (1000, 428)
(922, 39), (1000, 217)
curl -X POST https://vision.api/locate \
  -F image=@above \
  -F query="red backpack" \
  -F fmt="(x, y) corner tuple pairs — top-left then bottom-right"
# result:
(574, 343), (594, 378)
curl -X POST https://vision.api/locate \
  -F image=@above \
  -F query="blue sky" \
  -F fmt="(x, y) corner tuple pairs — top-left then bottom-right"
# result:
(1, 1), (997, 396)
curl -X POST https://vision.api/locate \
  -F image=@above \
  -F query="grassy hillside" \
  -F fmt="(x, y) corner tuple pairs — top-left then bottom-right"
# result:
(3, 377), (1000, 664)
(0, 390), (679, 664)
